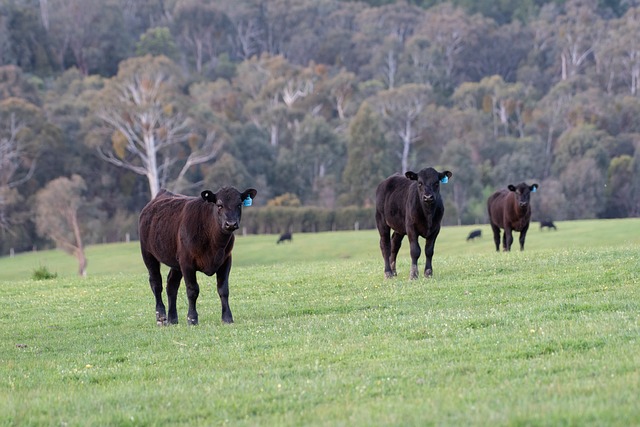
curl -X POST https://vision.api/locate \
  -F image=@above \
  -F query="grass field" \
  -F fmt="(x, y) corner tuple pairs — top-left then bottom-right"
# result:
(1, 219), (639, 426)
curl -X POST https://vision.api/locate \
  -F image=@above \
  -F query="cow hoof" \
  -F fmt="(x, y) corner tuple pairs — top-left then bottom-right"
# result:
(156, 314), (167, 326)
(424, 269), (433, 278)
(187, 316), (198, 326)
(384, 271), (395, 279)
(222, 317), (234, 324)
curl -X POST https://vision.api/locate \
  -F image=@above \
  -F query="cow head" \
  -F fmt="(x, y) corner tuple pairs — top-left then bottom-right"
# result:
(201, 187), (258, 233)
(508, 183), (538, 209)
(405, 168), (453, 205)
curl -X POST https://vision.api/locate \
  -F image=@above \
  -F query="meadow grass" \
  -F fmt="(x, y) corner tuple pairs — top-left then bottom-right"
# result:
(1, 218), (639, 426)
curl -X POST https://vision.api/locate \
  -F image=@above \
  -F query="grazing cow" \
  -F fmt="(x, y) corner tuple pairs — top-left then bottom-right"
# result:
(487, 183), (538, 252)
(375, 167), (452, 279)
(466, 229), (482, 241)
(139, 187), (257, 326)
(277, 231), (292, 244)
(540, 220), (557, 231)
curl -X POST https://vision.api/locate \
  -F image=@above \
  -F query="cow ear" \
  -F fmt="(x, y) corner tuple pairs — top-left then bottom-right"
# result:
(508, 185), (516, 192)
(405, 171), (418, 181)
(241, 189), (257, 206)
(531, 184), (538, 193)
(440, 171), (452, 183)
(201, 190), (216, 203)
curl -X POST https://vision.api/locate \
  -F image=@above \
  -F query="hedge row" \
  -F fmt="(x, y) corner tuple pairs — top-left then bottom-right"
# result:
(240, 206), (376, 235)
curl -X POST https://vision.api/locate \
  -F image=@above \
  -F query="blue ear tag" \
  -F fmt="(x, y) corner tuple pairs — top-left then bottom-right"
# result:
(440, 176), (449, 184)
(243, 196), (252, 207)
(531, 187), (537, 193)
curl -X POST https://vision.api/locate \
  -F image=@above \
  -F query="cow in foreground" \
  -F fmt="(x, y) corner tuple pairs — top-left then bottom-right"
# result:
(487, 183), (538, 252)
(139, 187), (257, 326)
(375, 167), (452, 279)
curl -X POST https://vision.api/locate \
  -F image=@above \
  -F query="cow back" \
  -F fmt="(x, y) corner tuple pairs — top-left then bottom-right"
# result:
(139, 190), (207, 269)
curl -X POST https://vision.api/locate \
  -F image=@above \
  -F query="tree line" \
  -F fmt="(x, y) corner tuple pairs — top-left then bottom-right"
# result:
(1, 0), (640, 262)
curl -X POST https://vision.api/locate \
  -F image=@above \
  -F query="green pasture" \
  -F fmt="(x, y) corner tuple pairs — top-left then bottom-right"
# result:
(1, 218), (639, 426)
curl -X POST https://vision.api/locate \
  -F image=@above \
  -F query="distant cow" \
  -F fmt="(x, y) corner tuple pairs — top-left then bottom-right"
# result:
(487, 183), (538, 251)
(466, 229), (482, 241)
(375, 167), (452, 279)
(139, 187), (257, 326)
(540, 220), (557, 231)
(277, 232), (292, 244)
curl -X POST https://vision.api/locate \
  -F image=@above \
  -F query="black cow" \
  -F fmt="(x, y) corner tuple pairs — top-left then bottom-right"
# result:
(466, 229), (482, 241)
(487, 183), (538, 251)
(375, 167), (452, 279)
(277, 232), (292, 244)
(139, 187), (257, 326)
(540, 220), (557, 231)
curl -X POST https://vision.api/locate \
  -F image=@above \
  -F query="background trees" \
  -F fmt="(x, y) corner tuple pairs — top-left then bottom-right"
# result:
(34, 175), (90, 276)
(0, 0), (639, 255)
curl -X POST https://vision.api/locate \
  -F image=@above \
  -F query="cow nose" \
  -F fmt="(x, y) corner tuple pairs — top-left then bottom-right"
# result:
(519, 202), (528, 208)
(225, 221), (239, 231)
(423, 194), (434, 203)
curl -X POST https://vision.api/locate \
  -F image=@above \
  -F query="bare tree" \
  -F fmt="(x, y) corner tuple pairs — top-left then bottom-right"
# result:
(91, 56), (220, 199)
(35, 175), (88, 277)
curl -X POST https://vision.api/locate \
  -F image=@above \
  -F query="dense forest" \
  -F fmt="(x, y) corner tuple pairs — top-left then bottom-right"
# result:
(1, 0), (640, 256)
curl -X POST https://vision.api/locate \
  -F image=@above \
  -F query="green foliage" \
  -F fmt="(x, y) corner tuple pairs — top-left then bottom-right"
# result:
(31, 265), (57, 280)
(242, 206), (376, 234)
(3, 0), (640, 253)
(135, 27), (179, 61)
(342, 102), (392, 207)
(1, 220), (639, 425)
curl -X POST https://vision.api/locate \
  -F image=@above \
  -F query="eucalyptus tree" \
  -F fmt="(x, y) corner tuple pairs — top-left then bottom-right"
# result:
(369, 83), (434, 174)
(452, 75), (532, 140)
(173, 0), (236, 75)
(0, 96), (62, 238)
(34, 175), (89, 276)
(0, 108), (35, 232)
(403, 3), (484, 96)
(341, 102), (391, 207)
(532, 0), (602, 83)
(43, 0), (131, 75)
(87, 55), (220, 200)
(605, 7), (640, 95)
(353, 1), (423, 88)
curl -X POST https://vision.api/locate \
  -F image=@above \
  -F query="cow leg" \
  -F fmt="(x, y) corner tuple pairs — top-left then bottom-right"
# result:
(490, 224), (501, 252)
(165, 268), (182, 325)
(408, 234), (421, 280)
(216, 257), (234, 324)
(389, 232), (404, 276)
(519, 224), (530, 251)
(182, 267), (200, 325)
(142, 252), (166, 325)
(377, 222), (394, 279)
(504, 227), (513, 251)
(423, 234), (438, 278)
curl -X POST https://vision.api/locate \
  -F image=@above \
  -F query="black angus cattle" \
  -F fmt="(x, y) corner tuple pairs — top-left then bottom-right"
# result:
(487, 182), (538, 251)
(466, 229), (482, 241)
(277, 232), (292, 244)
(139, 187), (257, 326)
(375, 167), (452, 279)
(540, 220), (557, 230)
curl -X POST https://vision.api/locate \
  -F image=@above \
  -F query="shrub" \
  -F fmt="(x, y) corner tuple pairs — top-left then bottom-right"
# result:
(32, 265), (58, 280)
